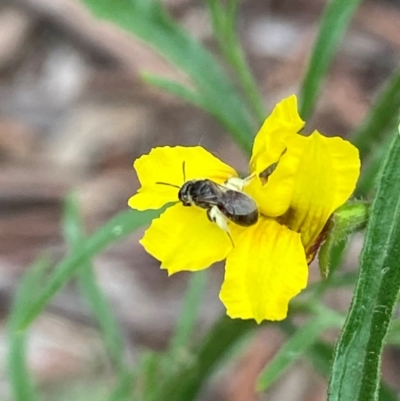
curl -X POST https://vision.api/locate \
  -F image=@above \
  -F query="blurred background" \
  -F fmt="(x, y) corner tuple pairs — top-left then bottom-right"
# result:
(0, 0), (400, 400)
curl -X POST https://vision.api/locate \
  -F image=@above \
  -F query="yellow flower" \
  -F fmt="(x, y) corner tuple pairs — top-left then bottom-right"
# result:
(128, 95), (360, 323)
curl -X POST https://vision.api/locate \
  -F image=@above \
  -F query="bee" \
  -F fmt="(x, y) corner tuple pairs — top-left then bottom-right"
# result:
(157, 162), (258, 235)
(178, 179), (258, 230)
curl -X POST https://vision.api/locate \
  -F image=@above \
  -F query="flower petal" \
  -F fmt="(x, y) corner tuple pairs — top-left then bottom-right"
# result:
(141, 203), (232, 274)
(129, 146), (238, 210)
(250, 95), (304, 175)
(245, 134), (308, 217)
(286, 132), (360, 250)
(220, 218), (308, 323)
(128, 187), (178, 211)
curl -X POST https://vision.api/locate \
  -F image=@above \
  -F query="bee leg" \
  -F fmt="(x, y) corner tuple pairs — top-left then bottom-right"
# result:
(207, 207), (234, 247)
(207, 206), (227, 230)
(226, 231), (234, 248)
(223, 177), (246, 191)
(206, 208), (216, 228)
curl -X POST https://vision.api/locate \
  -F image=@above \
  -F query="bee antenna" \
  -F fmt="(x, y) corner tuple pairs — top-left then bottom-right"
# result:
(156, 182), (180, 189)
(182, 160), (186, 183)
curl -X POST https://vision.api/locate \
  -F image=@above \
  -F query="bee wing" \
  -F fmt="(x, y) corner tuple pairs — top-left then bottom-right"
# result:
(194, 193), (220, 205)
(222, 190), (257, 216)
(192, 180), (223, 206)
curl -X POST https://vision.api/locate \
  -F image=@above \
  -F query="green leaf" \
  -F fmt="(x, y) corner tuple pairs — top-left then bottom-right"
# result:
(257, 310), (344, 391)
(160, 316), (257, 401)
(63, 194), (126, 370)
(169, 271), (208, 352)
(141, 73), (204, 108)
(142, 72), (251, 133)
(158, 304), (396, 401)
(156, 271), (209, 394)
(386, 319), (400, 345)
(107, 367), (137, 401)
(19, 208), (160, 329)
(141, 351), (161, 400)
(306, 271), (358, 295)
(319, 201), (369, 278)
(206, 0), (265, 124)
(355, 129), (394, 197)
(328, 131), (400, 401)
(280, 322), (397, 401)
(352, 66), (400, 161)
(299, 0), (362, 119)
(80, 0), (255, 153)
(7, 257), (50, 401)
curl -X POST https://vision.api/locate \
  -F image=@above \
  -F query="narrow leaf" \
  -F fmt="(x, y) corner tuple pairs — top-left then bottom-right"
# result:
(107, 368), (137, 401)
(280, 322), (397, 401)
(355, 130), (393, 197)
(80, 0), (255, 152)
(206, 0), (265, 124)
(7, 257), (49, 401)
(386, 320), (400, 345)
(63, 194), (126, 369)
(141, 73), (203, 107)
(19, 208), (160, 329)
(160, 316), (257, 401)
(328, 130), (400, 401)
(319, 201), (369, 278)
(169, 270), (208, 352)
(257, 311), (343, 391)
(299, 0), (362, 119)
(352, 65), (400, 161)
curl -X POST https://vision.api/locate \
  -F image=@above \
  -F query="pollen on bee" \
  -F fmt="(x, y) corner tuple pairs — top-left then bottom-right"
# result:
(223, 177), (246, 191)
(207, 206), (228, 232)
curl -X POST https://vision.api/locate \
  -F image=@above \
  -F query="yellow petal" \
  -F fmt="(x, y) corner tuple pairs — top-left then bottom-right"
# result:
(286, 132), (360, 250)
(220, 218), (308, 323)
(245, 134), (308, 217)
(250, 95), (304, 175)
(128, 187), (178, 211)
(141, 203), (232, 275)
(129, 146), (238, 210)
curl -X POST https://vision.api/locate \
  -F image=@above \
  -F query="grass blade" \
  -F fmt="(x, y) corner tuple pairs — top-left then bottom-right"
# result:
(7, 257), (50, 401)
(355, 129), (394, 197)
(328, 130), (400, 401)
(169, 271), (208, 352)
(158, 305), (396, 401)
(386, 320), (400, 345)
(19, 208), (160, 329)
(63, 194), (126, 369)
(257, 310), (343, 391)
(80, 0), (255, 153)
(107, 368), (137, 401)
(141, 74), (203, 108)
(206, 0), (265, 124)
(299, 0), (362, 119)
(352, 66), (400, 161)
(160, 316), (257, 401)
(280, 322), (397, 401)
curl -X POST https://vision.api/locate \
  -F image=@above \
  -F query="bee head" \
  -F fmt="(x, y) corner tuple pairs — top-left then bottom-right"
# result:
(178, 181), (193, 205)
